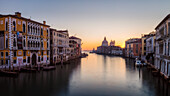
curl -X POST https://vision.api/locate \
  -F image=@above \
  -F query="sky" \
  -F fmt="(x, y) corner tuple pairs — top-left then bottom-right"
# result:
(0, 0), (170, 50)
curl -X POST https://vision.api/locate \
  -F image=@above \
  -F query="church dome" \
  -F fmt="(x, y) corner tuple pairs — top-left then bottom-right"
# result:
(110, 40), (115, 46)
(102, 37), (108, 46)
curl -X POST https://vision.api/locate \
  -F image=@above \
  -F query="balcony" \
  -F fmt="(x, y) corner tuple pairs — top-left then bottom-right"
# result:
(27, 47), (40, 50)
(156, 30), (164, 41)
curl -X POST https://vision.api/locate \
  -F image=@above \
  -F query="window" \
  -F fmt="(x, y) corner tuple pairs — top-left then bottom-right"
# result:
(13, 39), (16, 47)
(6, 60), (8, 64)
(23, 24), (26, 32)
(41, 51), (43, 55)
(41, 57), (43, 61)
(144, 47), (146, 50)
(1, 60), (3, 65)
(28, 41), (30, 47)
(31, 26), (32, 33)
(38, 57), (40, 62)
(1, 52), (3, 57)
(23, 40), (26, 47)
(35, 28), (37, 35)
(27, 57), (30, 63)
(30, 41), (32, 47)
(41, 28), (43, 35)
(47, 42), (49, 48)
(13, 60), (16, 63)
(13, 21), (16, 31)
(136, 44), (138, 53)
(38, 28), (40, 35)
(23, 59), (26, 63)
(41, 42), (43, 48)
(33, 27), (35, 33)
(144, 39), (146, 43)
(24, 51), (26, 56)
(6, 52), (8, 57)
(6, 22), (8, 31)
(6, 38), (8, 48)
(144, 52), (146, 55)
(14, 51), (16, 57)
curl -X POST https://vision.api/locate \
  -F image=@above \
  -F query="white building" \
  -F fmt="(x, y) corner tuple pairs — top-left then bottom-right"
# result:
(50, 29), (70, 64)
(155, 14), (170, 78)
(146, 32), (156, 55)
(69, 36), (82, 59)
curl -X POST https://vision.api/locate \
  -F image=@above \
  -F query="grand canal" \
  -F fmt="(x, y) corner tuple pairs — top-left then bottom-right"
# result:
(0, 53), (169, 96)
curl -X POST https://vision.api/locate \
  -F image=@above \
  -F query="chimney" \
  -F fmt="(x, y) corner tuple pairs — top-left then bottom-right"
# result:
(43, 21), (46, 25)
(15, 12), (21, 17)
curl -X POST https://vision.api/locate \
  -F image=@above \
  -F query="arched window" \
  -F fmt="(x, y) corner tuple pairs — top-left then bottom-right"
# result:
(35, 28), (37, 35)
(37, 28), (39, 35)
(33, 27), (35, 34)
(28, 25), (30, 33)
(6, 38), (8, 48)
(34, 41), (35, 47)
(28, 41), (30, 47)
(31, 26), (32, 34)
(41, 41), (43, 48)
(31, 41), (32, 47)
(13, 39), (16, 47)
(5, 22), (8, 31)
(23, 40), (26, 47)
(23, 24), (26, 33)
(13, 21), (16, 31)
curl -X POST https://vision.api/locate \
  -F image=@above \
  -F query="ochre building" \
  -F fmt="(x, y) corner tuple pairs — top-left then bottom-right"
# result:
(0, 12), (50, 67)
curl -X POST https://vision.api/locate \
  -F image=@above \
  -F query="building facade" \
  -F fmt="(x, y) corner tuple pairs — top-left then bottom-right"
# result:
(0, 12), (50, 68)
(141, 32), (155, 61)
(69, 36), (82, 59)
(50, 28), (70, 64)
(145, 32), (156, 64)
(155, 14), (170, 78)
(125, 38), (142, 58)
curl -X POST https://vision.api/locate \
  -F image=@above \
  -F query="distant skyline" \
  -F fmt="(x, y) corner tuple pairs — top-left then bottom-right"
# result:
(1, 0), (170, 50)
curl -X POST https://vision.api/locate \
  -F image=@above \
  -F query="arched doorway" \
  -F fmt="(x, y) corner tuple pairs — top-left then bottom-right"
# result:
(32, 54), (37, 65)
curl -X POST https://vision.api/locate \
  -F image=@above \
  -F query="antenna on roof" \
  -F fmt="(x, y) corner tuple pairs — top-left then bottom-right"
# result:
(30, 16), (31, 19)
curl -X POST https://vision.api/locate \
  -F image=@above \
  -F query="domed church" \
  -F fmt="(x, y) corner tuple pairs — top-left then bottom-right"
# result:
(102, 37), (108, 46)
(97, 37), (123, 55)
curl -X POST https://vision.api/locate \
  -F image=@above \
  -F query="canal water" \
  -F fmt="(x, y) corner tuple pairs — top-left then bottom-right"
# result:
(0, 53), (169, 96)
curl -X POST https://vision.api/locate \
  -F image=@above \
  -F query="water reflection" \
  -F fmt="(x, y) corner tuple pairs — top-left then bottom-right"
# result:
(0, 54), (169, 96)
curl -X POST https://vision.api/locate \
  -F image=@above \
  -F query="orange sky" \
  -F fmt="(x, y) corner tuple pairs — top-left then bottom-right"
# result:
(82, 39), (125, 50)
(1, 0), (170, 51)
